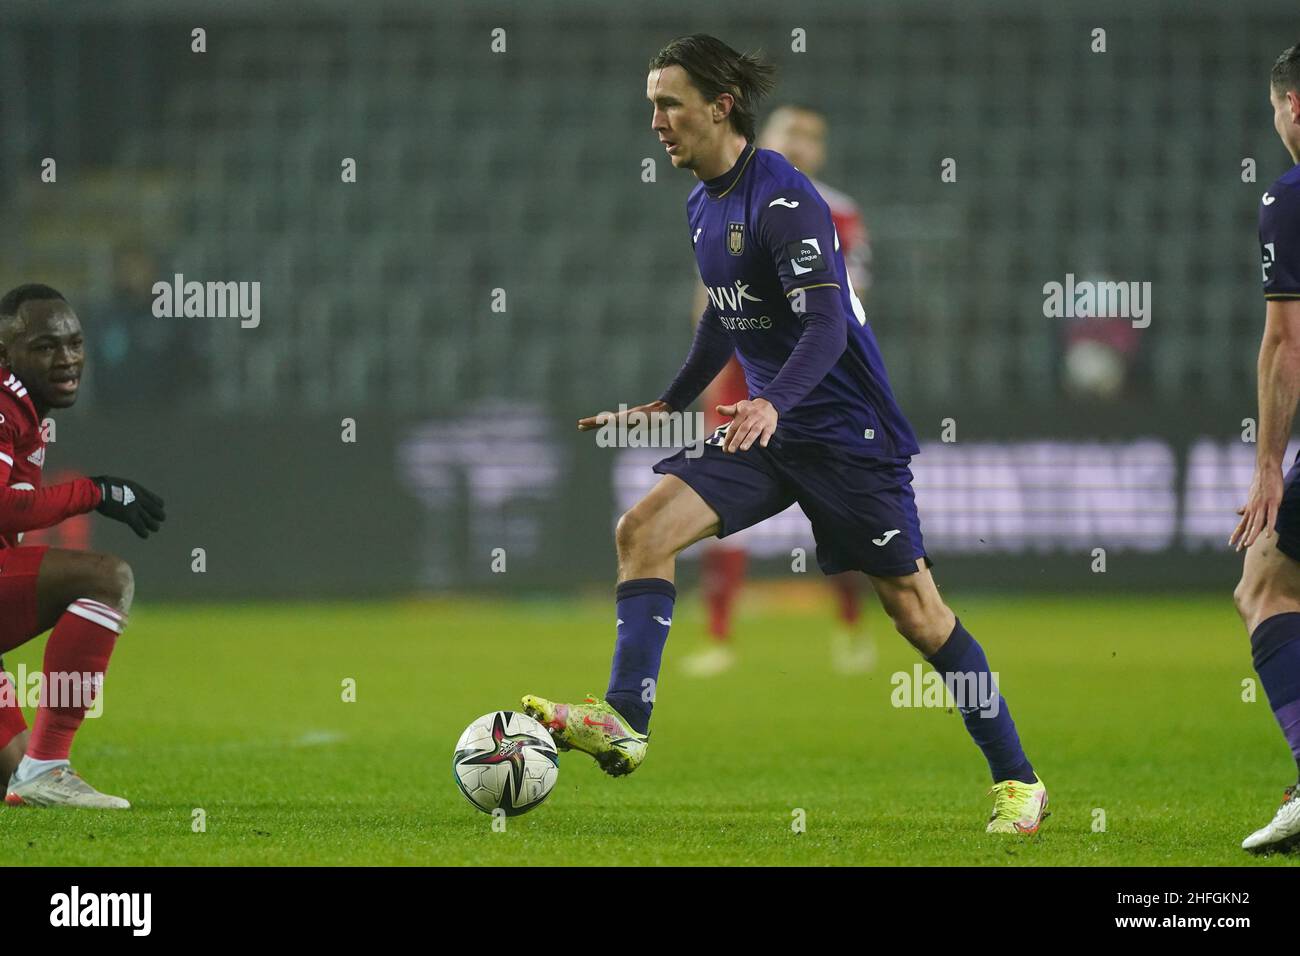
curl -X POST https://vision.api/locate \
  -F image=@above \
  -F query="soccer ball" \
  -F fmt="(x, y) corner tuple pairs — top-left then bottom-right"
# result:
(452, 711), (559, 815)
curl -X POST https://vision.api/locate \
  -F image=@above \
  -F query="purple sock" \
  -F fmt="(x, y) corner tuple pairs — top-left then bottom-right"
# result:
(605, 578), (676, 735)
(926, 619), (1036, 784)
(1249, 613), (1300, 773)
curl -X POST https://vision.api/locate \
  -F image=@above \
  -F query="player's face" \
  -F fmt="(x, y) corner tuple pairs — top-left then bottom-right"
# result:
(1271, 85), (1300, 164)
(6, 300), (85, 410)
(758, 108), (827, 176)
(648, 66), (720, 172)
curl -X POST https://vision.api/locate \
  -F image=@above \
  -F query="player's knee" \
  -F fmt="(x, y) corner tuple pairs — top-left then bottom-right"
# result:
(882, 591), (950, 648)
(616, 507), (666, 562)
(1233, 572), (1268, 629)
(615, 508), (643, 560)
(882, 594), (928, 641)
(86, 553), (134, 616)
(889, 605), (929, 643)
(1232, 576), (1252, 623)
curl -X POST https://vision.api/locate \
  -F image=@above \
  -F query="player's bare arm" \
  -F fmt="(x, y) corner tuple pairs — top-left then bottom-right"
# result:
(577, 399), (672, 431)
(1233, 291), (1300, 551)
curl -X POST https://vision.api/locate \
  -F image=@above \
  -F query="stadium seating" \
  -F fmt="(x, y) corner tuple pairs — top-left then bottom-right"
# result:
(0, 2), (1290, 412)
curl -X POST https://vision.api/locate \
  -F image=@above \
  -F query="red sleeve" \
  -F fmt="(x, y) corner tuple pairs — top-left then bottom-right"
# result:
(834, 206), (871, 295)
(0, 479), (101, 535)
(0, 393), (101, 534)
(0, 378), (41, 485)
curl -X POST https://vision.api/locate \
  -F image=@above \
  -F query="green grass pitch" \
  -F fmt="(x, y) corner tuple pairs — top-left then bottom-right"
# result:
(0, 590), (1297, 866)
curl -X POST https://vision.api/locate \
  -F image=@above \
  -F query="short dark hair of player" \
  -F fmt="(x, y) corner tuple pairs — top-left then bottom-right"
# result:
(648, 34), (777, 142)
(0, 283), (67, 322)
(1271, 43), (1300, 94)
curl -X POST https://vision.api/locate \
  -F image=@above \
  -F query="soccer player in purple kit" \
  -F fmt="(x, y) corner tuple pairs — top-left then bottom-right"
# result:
(1232, 42), (1300, 853)
(523, 34), (1048, 833)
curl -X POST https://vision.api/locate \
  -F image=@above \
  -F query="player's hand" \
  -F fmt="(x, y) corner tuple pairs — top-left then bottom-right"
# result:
(716, 398), (777, 453)
(1230, 465), (1285, 552)
(90, 476), (166, 539)
(577, 400), (671, 432)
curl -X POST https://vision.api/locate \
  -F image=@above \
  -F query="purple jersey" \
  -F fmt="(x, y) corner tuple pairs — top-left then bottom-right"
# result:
(1261, 163), (1300, 300)
(660, 144), (919, 460)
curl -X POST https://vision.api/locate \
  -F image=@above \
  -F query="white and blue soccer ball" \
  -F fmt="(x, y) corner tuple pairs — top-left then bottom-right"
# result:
(452, 711), (559, 815)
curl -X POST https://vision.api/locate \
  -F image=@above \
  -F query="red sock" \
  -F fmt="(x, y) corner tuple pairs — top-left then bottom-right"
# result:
(703, 547), (747, 640)
(27, 598), (124, 761)
(830, 572), (861, 626)
(0, 667), (26, 750)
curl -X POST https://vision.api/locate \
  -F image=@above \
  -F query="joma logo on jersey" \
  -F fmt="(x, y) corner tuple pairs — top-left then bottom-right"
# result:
(706, 280), (762, 312)
(727, 221), (745, 255)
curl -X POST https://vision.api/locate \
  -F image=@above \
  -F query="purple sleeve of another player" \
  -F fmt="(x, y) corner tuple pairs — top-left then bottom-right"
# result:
(658, 306), (735, 412)
(754, 285), (847, 415)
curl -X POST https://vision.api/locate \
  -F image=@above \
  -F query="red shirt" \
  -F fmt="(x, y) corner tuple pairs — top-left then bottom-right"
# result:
(0, 368), (100, 548)
(813, 177), (871, 296)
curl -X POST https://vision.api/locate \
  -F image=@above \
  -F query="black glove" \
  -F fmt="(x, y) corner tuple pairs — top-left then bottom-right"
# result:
(90, 476), (166, 539)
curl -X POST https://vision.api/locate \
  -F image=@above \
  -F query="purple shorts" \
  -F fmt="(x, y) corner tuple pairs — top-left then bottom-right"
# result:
(1277, 452), (1300, 563)
(653, 428), (929, 577)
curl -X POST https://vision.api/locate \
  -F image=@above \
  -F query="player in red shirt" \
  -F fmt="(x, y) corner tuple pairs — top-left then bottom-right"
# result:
(682, 104), (878, 678)
(0, 284), (166, 809)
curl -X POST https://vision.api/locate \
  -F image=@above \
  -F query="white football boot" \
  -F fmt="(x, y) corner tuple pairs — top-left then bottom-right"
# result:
(1242, 782), (1300, 853)
(6, 765), (130, 809)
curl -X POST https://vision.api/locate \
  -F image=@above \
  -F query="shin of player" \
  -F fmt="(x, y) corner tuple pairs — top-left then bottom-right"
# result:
(16, 598), (126, 781)
(0, 663), (29, 779)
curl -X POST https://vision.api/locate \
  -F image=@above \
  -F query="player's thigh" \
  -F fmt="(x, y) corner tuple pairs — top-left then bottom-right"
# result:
(0, 546), (54, 654)
(619, 473), (735, 563)
(34, 547), (134, 632)
(1235, 531), (1300, 633)
(645, 442), (796, 546)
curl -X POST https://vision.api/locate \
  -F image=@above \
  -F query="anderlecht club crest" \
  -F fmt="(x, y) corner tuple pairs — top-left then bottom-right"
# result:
(727, 221), (745, 256)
